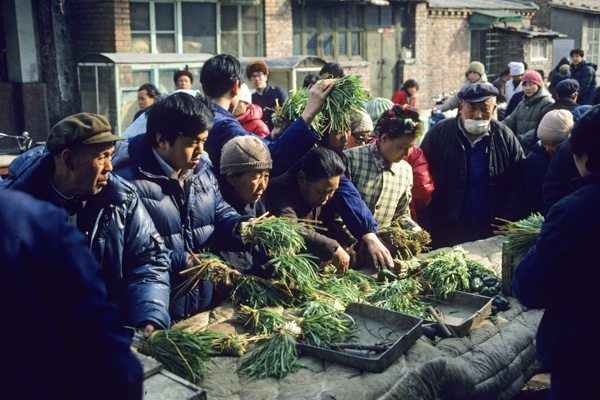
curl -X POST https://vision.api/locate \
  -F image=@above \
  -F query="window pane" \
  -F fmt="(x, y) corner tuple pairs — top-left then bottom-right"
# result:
(243, 34), (258, 57)
(337, 5), (346, 29)
(338, 32), (346, 56)
(222, 6), (238, 32)
(307, 33), (317, 55)
(322, 6), (332, 30)
(395, 7), (408, 27)
(132, 71), (152, 88)
(350, 5), (359, 28)
(182, 2), (216, 53)
(221, 33), (239, 57)
(381, 7), (392, 27)
(156, 34), (175, 53)
(293, 9), (301, 29)
(159, 69), (177, 93)
(130, 2), (150, 31)
(98, 66), (115, 125)
(131, 34), (151, 53)
(306, 9), (316, 29)
(79, 66), (97, 113)
(366, 6), (379, 29)
(155, 3), (174, 31)
(242, 5), (259, 32)
(293, 33), (301, 55)
(323, 33), (332, 56)
(351, 31), (360, 55)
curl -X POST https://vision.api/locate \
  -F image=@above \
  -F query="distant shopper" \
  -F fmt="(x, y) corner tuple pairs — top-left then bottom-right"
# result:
(391, 79), (419, 108)
(174, 69), (193, 90)
(541, 79), (580, 117)
(347, 110), (373, 149)
(233, 83), (270, 139)
(548, 64), (571, 98)
(303, 73), (320, 88)
(505, 62), (525, 104)
(492, 69), (511, 104)
(246, 60), (288, 131)
(437, 61), (488, 113)
(134, 83), (160, 122)
(569, 47), (598, 105)
(320, 62), (345, 79)
(547, 57), (570, 85)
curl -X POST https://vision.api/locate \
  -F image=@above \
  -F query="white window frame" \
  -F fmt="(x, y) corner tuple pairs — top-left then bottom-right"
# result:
(531, 39), (548, 61)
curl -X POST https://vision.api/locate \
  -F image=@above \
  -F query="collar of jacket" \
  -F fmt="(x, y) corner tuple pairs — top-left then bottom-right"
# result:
(574, 170), (600, 189)
(524, 86), (551, 105)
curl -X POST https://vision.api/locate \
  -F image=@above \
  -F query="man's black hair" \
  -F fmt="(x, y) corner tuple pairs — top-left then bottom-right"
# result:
(200, 54), (245, 99)
(292, 147), (345, 182)
(570, 48), (585, 58)
(319, 62), (344, 79)
(145, 92), (215, 147)
(570, 105), (600, 172)
(138, 83), (160, 99)
(303, 73), (320, 88)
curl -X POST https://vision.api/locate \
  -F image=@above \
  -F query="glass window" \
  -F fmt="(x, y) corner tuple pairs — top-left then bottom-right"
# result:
(132, 71), (152, 88)
(221, 5), (238, 32)
(182, 2), (216, 54)
(531, 39), (547, 60)
(130, 3), (150, 31)
(155, 3), (174, 31)
(156, 34), (175, 53)
(351, 32), (360, 56)
(323, 33), (332, 57)
(366, 7), (379, 29)
(338, 32), (346, 55)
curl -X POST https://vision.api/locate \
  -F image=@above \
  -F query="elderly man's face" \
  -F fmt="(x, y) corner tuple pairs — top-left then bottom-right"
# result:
(69, 142), (115, 196)
(460, 98), (496, 123)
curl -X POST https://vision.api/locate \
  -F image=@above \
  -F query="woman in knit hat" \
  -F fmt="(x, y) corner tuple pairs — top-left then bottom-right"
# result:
(526, 109), (573, 213)
(347, 110), (374, 149)
(503, 70), (554, 154)
(437, 61), (488, 113)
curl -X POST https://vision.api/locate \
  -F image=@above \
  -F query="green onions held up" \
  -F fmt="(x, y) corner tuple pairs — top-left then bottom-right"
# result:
(240, 215), (309, 256)
(321, 75), (370, 134)
(271, 88), (324, 132)
(171, 252), (230, 305)
(264, 253), (319, 290)
(132, 327), (211, 384)
(494, 213), (544, 261)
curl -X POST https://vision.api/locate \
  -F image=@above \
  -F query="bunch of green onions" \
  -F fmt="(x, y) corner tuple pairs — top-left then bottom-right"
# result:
(237, 305), (286, 336)
(231, 274), (293, 308)
(298, 313), (356, 349)
(171, 252), (229, 304)
(271, 88), (324, 132)
(419, 249), (470, 300)
(494, 213), (544, 261)
(321, 75), (370, 134)
(240, 214), (308, 256)
(365, 278), (428, 317)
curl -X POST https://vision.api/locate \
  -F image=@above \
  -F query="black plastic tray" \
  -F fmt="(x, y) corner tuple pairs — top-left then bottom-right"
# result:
(430, 291), (493, 337)
(298, 302), (423, 373)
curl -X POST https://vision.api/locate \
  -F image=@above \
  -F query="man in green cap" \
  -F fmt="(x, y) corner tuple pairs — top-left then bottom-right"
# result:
(0, 113), (171, 336)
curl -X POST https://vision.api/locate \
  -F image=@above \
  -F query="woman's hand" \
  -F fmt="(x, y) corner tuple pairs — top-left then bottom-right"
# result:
(331, 245), (350, 274)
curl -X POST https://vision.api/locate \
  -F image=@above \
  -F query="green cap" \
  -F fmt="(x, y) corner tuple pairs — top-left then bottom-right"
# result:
(46, 113), (124, 154)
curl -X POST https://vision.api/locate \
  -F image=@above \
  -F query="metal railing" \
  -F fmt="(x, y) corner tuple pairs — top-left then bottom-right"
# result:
(0, 131), (32, 152)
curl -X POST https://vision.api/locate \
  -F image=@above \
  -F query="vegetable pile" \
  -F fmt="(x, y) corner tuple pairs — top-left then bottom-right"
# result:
(494, 213), (544, 261)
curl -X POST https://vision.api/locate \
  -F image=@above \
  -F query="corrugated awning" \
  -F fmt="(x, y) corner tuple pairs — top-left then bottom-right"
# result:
(470, 10), (523, 27)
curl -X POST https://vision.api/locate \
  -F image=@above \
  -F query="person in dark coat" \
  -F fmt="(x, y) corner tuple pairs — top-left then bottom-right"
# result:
(265, 147), (351, 274)
(245, 60), (288, 131)
(0, 113), (171, 335)
(420, 83), (526, 248)
(526, 110), (573, 213)
(548, 63), (570, 98)
(1, 189), (143, 400)
(512, 105), (600, 400)
(113, 93), (247, 322)
(570, 47), (597, 105)
(216, 135), (273, 278)
(542, 79), (579, 116)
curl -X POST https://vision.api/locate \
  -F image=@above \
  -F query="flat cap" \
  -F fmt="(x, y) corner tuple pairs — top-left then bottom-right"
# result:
(457, 83), (499, 103)
(556, 79), (579, 98)
(47, 113), (124, 154)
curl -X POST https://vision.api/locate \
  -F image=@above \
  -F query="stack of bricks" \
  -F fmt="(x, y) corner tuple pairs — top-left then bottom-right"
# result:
(264, 0), (293, 58)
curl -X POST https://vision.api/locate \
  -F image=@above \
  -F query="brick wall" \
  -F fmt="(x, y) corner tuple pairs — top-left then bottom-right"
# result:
(70, 0), (131, 59)
(264, 0), (293, 57)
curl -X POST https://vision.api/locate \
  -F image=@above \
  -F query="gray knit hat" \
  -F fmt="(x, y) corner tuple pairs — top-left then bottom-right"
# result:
(367, 98), (394, 125)
(466, 61), (485, 77)
(350, 110), (374, 133)
(220, 135), (272, 175)
(538, 109), (573, 143)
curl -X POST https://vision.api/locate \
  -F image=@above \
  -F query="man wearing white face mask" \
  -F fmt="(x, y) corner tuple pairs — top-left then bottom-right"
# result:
(420, 83), (526, 248)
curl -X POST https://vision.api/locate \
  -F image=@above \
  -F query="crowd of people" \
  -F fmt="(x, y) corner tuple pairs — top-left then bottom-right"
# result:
(1, 49), (598, 398)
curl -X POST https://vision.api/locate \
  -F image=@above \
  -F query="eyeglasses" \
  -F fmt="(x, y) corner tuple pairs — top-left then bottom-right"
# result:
(353, 135), (367, 145)
(250, 73), (264, 80)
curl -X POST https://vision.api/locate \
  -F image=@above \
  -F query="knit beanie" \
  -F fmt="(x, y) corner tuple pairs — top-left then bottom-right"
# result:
(239, 83), (252, 104)
(350, 110), (374, 133)
(367, 98), (394, 125)
(466, 61), (485, 77)
(522, 71), (543, 87)
(538, 109), (573, 143)
(220, 135), (272, 175)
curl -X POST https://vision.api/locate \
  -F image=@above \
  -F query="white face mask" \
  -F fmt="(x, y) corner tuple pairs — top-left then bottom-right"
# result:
(463, 119), (489, 135)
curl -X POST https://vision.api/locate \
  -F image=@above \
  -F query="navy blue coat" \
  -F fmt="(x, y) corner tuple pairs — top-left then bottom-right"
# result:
(526, 141), (551, 214)
(541, 140), (580, 216)
(113, 135), (244, 321)
(512, 171), (600, 371)
(571, 61), (598, 105)
(0, 189), (142, 400)
(252, 83), (289, 131)
(0, 148), (171, 329)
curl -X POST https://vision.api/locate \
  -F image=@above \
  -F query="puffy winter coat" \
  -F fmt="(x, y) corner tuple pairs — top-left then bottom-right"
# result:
(525, 141), (551, 214)
(237, 103), (270, 138)
(420, 117), (526, 247)
(391, 89), (417, 108)
(437, 74), (488, 112)
(541, 139), (580, 216)
(0, 189), (143, 400)
(502, 86), (554, 150)
(113, 135), (244, 321)
(571, 61), (598, 105)
(0, 147), (171, 329)
(512, 171), (600, 373)
(404, 145), (434, 221)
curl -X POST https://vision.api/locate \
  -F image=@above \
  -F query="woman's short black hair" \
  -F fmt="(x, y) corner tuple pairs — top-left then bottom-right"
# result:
(145, 92), (215, 146)
(401, 79), (419, 92)
(303, 73), (320, 88)
(200, 54), (245, 99)
(374, 105), (422, 140)
(292, 147), (345, 182)
(138, 83), (160, 99)
(319, 62), (344, 79)
(570, 105), (600, 172)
